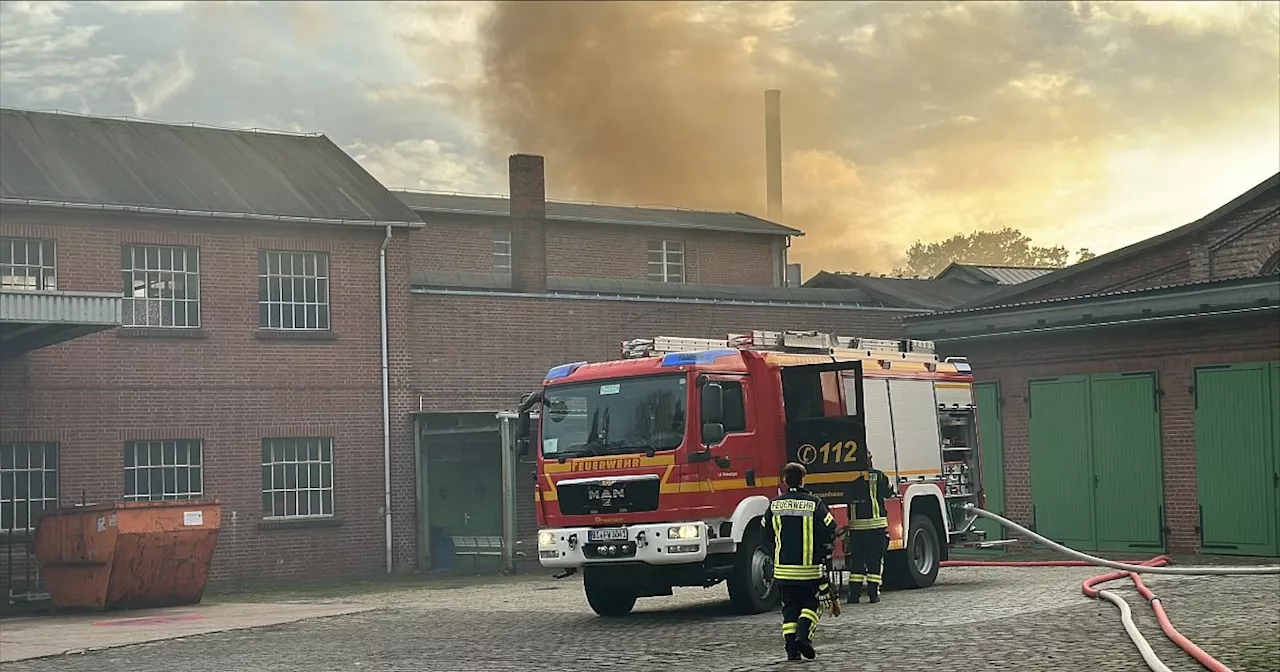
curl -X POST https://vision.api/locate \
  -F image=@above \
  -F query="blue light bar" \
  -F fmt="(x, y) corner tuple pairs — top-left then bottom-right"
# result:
(545, 361), (588, 380)
(953, 362), (972, 373)
(659, 348), (740, 367)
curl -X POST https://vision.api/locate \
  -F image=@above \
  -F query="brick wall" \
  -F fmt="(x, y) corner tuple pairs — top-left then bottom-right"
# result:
(0, 207), (418, 584)
(406, 218), (781, 286)
(944, 314), (1280, 553)
(406, 291), (916, 542)
(1013, 187), (1279, 302)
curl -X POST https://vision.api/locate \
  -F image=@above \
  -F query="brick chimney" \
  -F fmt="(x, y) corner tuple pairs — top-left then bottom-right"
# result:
(509, 154), (548, 294)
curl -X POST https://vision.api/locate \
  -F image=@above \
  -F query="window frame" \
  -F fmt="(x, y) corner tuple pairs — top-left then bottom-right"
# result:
(0, 237), (57, 291)
(493, 229), (512, 273)
(0, 443), (59, 535)
(257, 250), (332, 331)
(121, 244), (202, 328)
(260, 437), (335, 520)
(123, 439), (205, 502)
(647, 239), (686, 283)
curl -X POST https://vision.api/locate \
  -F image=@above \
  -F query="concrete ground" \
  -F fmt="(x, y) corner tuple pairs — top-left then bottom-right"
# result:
(1, 567), (1276, 672)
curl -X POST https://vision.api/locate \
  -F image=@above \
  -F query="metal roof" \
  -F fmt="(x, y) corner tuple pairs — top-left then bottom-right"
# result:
(802, 271), (999, 310)
(902, 275), (1280, 342)
(940, 263), (1056, 285)
(1, 289), (122, 359)
(391, 190), (802, 237)
(957, 172), (1280, 309)
(0, 107), (422, 226)
(410, 271), (928, 312)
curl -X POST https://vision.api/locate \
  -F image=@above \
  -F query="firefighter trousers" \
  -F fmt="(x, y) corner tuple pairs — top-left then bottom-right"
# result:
(778, 579), (822, 649)
(847, 528), (888, 594)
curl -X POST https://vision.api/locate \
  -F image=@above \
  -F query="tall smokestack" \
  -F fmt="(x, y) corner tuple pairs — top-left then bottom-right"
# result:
(765, 89), (782, 221)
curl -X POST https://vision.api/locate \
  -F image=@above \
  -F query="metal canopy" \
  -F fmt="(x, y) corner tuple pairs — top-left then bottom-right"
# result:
(1, 290), (122, 358)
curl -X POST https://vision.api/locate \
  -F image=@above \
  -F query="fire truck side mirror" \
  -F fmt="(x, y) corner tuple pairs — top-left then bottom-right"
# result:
(516, 411), (532, 457)
(700, 380), (724, 425)
(701, 422), (726, 446)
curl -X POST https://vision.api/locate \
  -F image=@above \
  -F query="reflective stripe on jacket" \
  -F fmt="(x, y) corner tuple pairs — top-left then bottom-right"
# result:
(850, 469), (894, 530)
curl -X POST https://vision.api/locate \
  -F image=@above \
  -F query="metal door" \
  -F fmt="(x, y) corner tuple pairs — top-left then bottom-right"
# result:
(973, 382), (1004, 543)
(1089, 373), (1164, 552)
(1028, 376), (1095, 549)
(1195, 363), (1279, 556)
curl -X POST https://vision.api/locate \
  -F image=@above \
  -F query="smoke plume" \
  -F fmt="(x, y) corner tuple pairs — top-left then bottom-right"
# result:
(428, 0), (1280, 274)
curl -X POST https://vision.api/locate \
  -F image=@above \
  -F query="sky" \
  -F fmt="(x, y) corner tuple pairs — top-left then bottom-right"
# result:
(1, 0), (1277, 274)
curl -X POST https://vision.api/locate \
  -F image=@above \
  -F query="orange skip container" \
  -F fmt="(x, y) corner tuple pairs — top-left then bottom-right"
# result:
(33, 500), (222, 611)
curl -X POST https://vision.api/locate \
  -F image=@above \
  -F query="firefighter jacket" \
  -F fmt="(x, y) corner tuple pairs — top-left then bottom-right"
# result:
(849, 468), (895, 531)
(761, 486), (837, 581)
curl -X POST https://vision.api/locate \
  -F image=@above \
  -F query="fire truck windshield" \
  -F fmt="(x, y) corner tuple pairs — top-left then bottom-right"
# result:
(540, 374), (687, 458)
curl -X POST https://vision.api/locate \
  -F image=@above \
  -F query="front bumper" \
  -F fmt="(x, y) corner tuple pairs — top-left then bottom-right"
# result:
(536, 522), (709, 568)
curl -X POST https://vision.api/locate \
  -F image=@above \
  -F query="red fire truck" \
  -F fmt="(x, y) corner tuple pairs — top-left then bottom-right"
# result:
(514, 330), (1002, 617)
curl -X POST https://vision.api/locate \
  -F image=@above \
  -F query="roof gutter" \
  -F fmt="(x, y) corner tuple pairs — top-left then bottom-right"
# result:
(1, 197), (424, 229)
(411, 286), (928, 313)
(403, 207), (801, 237)
(914, 305), (1276, 343)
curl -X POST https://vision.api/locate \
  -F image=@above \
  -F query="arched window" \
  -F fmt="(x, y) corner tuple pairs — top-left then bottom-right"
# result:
(1264, 250), (1280, 275)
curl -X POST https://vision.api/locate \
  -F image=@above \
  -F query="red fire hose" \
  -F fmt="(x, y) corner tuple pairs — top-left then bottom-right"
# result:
(943, 555), (1232, 671)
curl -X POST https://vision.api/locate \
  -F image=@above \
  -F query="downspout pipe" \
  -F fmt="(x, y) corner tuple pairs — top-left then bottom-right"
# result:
(380, 224), (393, 575)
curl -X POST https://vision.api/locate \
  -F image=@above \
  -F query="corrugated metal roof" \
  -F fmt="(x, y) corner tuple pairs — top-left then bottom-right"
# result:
(392, 190), (802, 237)
(911, 275), (1280, 318)
(0, 108), (421, 226)
(963, 265), (1056, 285)
(803, 271), (999, 310)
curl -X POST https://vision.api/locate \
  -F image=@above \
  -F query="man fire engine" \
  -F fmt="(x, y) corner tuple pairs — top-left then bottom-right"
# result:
(515, 329), (1005, 617)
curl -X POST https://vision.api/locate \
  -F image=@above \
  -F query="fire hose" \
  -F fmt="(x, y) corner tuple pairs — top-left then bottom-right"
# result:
(948, 505), (1280, 672)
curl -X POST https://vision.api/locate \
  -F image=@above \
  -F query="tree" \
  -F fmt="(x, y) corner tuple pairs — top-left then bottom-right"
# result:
(892, 227), (1094, 278)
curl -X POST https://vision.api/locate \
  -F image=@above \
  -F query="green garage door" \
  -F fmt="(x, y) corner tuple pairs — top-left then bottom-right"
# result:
(1195, 363), (1280, 557)
(1029, 373), (1164, 552)
(974, 382), (1005, 544)
(1029, 377), (1095, 549)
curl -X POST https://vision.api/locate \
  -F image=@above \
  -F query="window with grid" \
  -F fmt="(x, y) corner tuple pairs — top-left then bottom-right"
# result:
(124, 440), (204, 501)
(1, 238), (56, 291)
(493, 230), (512, 272)
(647, 240), (685, 283)
(259, 251), (331, 330)
(0, 443), (58, 535)
(122, 244), (201, 327)
(261, 437), (334, 518)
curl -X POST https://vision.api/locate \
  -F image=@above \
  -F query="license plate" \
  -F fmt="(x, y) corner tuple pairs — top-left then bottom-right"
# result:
(588, 528), (628, 542)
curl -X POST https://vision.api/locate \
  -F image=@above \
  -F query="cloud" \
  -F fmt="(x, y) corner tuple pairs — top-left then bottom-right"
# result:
(347, 137), (503, 194)
(126, 50), (194, 116)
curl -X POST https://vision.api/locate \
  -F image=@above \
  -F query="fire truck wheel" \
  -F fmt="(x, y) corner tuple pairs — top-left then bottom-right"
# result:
(727, 525), (780, 614)
(583, 570), (638, 617)
(887, 514), (941, 589)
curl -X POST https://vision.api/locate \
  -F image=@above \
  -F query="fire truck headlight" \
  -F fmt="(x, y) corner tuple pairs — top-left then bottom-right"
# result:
(538, 531), (557, 547)
(668, 525), (701, 540)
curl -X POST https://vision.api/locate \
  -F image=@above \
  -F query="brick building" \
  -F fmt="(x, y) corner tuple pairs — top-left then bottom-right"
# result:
(904, 172), (1280, 557)
(398, 155), (928, 569)
(0, 108), (423, 598)
(2, 109), (934, 595)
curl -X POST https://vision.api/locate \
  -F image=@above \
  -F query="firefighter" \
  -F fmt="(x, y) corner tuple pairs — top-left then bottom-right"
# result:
(846, 450), (896, 604)
(762, 462), (837, 661)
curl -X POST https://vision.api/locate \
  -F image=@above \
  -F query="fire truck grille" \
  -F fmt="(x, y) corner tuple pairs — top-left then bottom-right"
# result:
(556, 478), (660, 516)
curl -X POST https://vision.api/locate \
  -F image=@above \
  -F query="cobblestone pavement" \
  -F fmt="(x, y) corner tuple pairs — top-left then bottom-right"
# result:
(4, 567), (1276, 672)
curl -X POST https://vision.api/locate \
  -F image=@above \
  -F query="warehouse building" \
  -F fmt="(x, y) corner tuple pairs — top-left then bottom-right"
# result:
(0, 107), (423, 599)
(903, 173), (1280, 556)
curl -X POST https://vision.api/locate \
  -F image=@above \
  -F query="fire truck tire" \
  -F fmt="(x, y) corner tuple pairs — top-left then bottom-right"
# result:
(727, 525), (780, 614)
(583, 570), (638, 617)
(888, 514), (941, 589)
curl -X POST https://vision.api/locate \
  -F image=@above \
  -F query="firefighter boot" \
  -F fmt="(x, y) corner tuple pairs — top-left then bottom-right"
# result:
(867, 583), (880, 604)
(796, 637), (816, 660)
(785, 634), (801, 661)
(846, 582), (862, 604)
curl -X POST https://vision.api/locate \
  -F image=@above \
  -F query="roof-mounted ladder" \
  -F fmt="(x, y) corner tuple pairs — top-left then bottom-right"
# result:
(620, 329), (940, 363)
